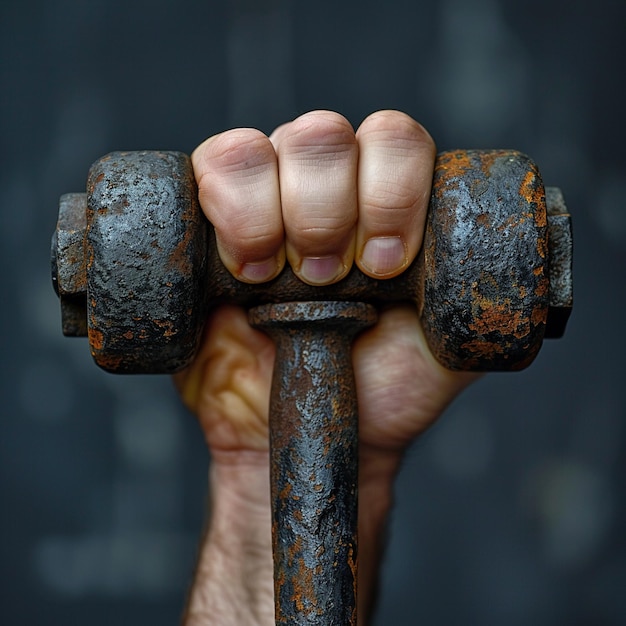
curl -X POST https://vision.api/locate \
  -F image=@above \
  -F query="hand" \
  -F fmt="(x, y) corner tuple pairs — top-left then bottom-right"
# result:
(175, 110), (478, 626)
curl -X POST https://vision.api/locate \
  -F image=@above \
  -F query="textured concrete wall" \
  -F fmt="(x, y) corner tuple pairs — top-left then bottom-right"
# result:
(1, 0), (625, 624)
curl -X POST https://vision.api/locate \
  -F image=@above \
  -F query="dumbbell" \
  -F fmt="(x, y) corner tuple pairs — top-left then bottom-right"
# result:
(51, 149), (573, 625)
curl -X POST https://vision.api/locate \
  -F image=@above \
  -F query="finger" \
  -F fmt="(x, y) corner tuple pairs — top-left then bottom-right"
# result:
(355, 110), (436, 278)
(191, 129), (285, 283)
(272, 110), (359, 285)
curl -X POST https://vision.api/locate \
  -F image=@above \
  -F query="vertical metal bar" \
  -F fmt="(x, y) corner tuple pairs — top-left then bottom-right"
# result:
(249, 301), (377, 625)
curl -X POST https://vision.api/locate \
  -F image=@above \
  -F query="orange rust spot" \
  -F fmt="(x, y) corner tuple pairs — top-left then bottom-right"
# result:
(93, 353), (123, 371)
(519, 169), (548, 233)
(531, 305), (547, 327)
(123, 330), (134, 340)
(348, 543), (358, 618)
(537, 233), (548, 259)
(287, 535), (302, 567)
(520, 170), (542, 205)
(88, 327), (104, 350)
(461, 338), (507, 360)
(279, 482), (292, 501)
(153, 319), (176, 338)
(479, 150), (507, 172)
(469, 301), (530, 340)
(166, 176), (199, 275)
(476, 213), (490, 228)
(433, 151), (476, 199)
(534, 277), (549, 298)
(88, 329), (124, 371)
(436, 149), (507, 189)
(86, 246), (95, 271)
(167, 230), (192, 274)
(289, 548), (316, 616)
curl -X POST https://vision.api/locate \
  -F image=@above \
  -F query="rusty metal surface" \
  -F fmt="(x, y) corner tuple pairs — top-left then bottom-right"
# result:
(421, 150), (550, 371)
(85, 151), (208, 373)
(545, 187), (574, 338)
(51, 193), (89, 337)
(249, 301), (377, 626)
(52, 148), (570, 375)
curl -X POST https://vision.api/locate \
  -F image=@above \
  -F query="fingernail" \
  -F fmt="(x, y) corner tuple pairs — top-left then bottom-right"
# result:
(299, 255), (344, 285)
(240, 258), (278, 283)
(361, 237), (407, 276)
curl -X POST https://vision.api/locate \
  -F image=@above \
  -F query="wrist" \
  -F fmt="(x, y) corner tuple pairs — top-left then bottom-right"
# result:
(183, 452), (274, 626)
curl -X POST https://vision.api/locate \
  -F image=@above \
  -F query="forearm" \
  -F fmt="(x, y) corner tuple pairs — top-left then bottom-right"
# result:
(183, 453), (275, 626)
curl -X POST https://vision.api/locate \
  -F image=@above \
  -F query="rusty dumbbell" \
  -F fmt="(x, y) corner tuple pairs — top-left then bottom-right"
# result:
(51, 149), (573, 625)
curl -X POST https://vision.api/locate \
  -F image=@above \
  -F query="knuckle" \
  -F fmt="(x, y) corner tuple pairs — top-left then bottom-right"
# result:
(359, 159), (424, 222)
(218, 223), (282, 259)
(209, 184), (282, 257)
(363, 182), (420, 218)
(358, 110), (436, 154)
(281, 110), (357, 159)
(288, 215), (355, 251)
(195, 128), (275, 183)
(294, 215), (354, 239)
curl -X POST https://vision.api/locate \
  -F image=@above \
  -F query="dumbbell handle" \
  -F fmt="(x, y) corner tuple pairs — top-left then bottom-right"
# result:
(250, 302), (376, 625)
(206, 224), (420, 306)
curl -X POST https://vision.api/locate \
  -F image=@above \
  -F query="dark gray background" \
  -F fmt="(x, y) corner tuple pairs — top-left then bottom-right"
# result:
(1, 0), (624, 624)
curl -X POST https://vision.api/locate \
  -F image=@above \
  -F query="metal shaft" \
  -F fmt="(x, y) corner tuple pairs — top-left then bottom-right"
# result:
(249, 301), (377, 625)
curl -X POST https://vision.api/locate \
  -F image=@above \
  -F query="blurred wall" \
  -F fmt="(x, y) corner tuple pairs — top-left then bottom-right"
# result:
(1, 0), (625, 624)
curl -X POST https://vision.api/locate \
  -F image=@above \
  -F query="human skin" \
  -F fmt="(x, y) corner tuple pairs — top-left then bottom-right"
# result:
(174, 110), (478, 625)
